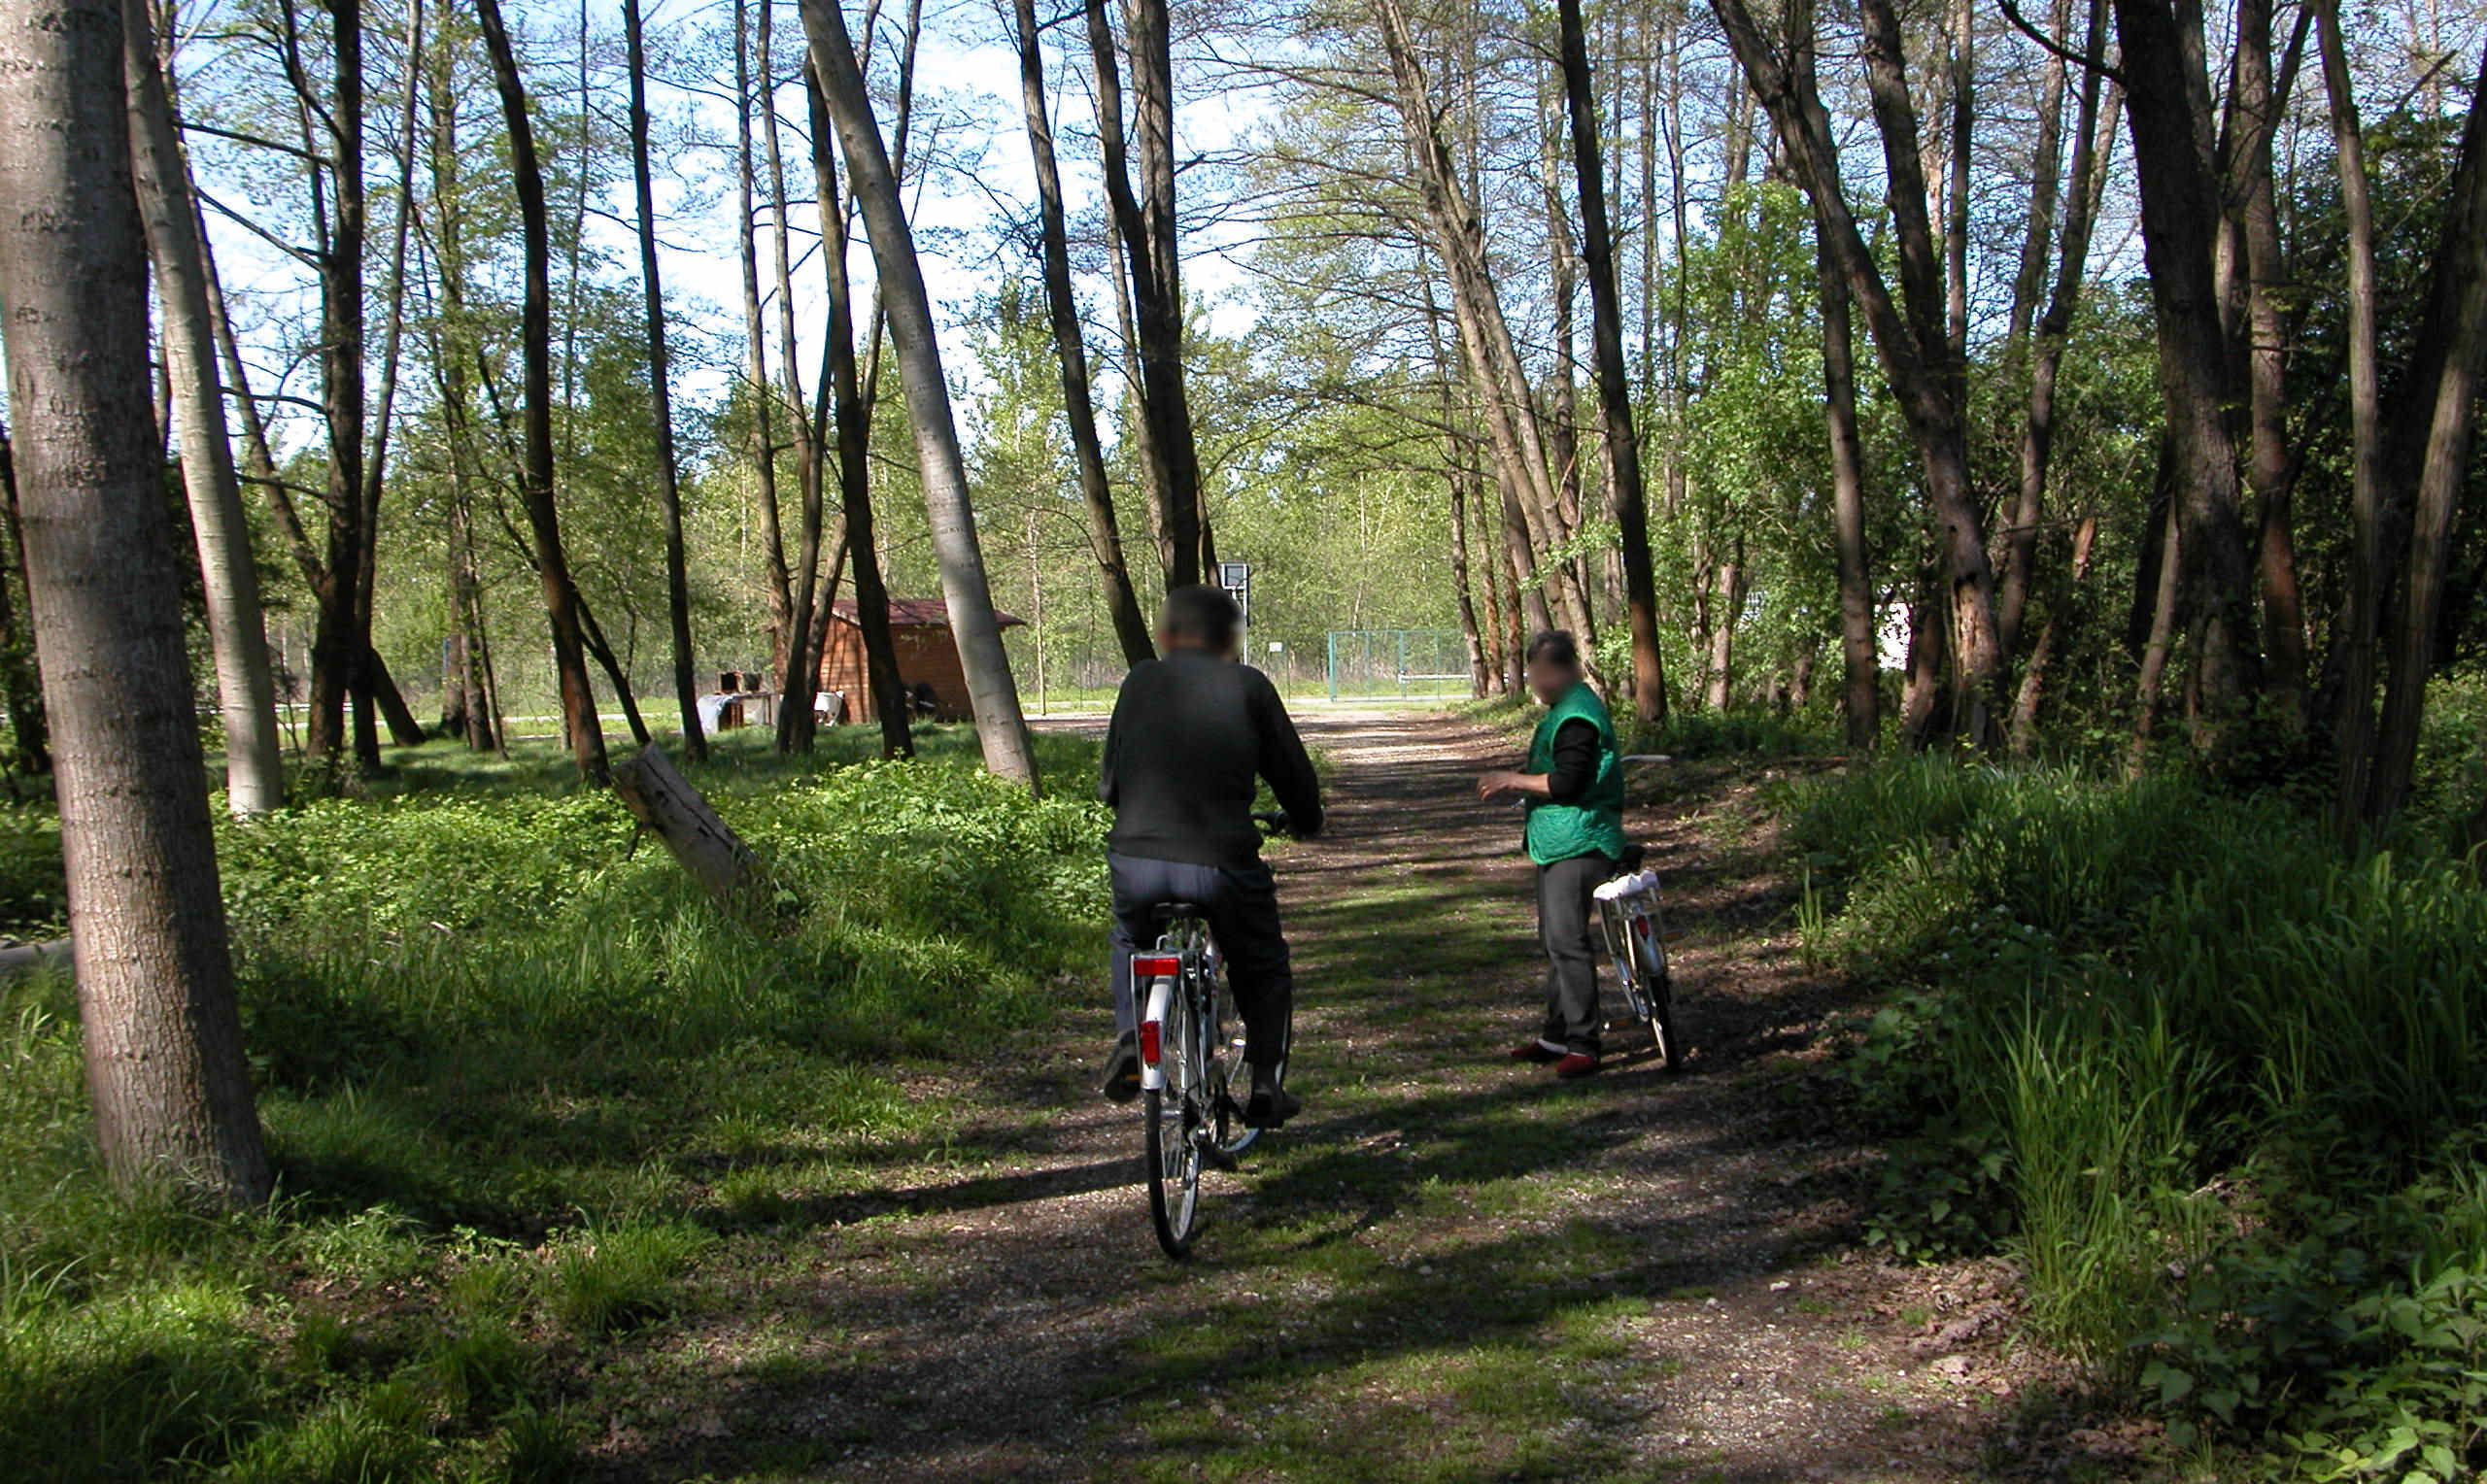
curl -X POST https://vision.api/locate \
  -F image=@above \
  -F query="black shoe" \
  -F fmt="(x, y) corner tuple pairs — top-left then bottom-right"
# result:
(1099, 1031), (1141, 1104)
(1243, 1077), (1301, 1130)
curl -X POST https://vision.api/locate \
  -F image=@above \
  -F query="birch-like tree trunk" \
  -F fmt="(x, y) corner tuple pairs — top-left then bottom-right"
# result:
(0, 0), (270, 1205)
(800, 0), (1038, 784)
(120, 0), (285, 813)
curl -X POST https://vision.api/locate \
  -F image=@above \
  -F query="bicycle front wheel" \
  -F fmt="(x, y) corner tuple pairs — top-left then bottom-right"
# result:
(1144, 984), (1204, 1258)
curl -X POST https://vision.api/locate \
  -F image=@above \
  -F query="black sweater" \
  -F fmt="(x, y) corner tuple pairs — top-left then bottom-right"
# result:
(1545, 719), (1600, 803)
(1098, 650), (1324, 868)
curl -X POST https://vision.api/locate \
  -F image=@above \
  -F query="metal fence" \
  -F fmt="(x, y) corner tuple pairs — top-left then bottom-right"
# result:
(1322, 629), (1471, 700)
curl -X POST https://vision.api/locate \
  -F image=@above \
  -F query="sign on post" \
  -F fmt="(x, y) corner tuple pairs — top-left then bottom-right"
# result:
(1217, 561), (1251, 629)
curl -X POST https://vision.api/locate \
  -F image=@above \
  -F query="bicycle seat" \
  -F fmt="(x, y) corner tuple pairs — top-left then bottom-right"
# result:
(1150, 901), (1209, 925)
(1617, 844), (1648, 873)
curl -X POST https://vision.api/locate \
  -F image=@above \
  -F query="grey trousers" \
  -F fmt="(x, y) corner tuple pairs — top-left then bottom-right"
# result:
(1537, 853), (1617, 1054)
(1107, 853), (1294, 1071)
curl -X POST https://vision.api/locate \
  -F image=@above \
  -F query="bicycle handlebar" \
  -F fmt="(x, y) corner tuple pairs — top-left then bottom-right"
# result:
(1252, 810), (1293, 836)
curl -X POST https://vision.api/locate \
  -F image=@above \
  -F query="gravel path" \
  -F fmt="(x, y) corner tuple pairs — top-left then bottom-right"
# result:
(607, 711), (2038, 1482)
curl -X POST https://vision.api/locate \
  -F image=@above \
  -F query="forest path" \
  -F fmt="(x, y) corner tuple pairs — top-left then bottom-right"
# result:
(619, 712), (2025, 1482)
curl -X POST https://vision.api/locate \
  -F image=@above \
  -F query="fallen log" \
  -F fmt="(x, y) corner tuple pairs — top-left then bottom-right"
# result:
(609, 746), (771, 912)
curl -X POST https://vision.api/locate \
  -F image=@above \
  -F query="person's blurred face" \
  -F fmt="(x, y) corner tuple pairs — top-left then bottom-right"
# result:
(1525, 654), (1577, 707)
(1159, 626), (1236, 659)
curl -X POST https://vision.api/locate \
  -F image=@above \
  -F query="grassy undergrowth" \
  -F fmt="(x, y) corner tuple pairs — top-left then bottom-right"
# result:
(1784, 756), (2487, 1477)
(0, 725), (1108, 1482)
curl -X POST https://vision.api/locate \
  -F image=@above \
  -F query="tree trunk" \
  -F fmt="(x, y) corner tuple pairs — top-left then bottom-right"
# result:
(2114, 0), (2262, 759)
(120, 0), (285, 813)
(1818, 219), (1879, 750)
(1558, 0), (1668, 724)
(2364, 44), (2487, 824)
(304, 0), (371, 769)
(2130, 502), (2183, 772)
(1704, 541), (1743, 711)
(800, 0), (1038, 784)
(732, 0), (795, 689)
(476, 0), (607, 782)
(1086, 0), (1199, 590)
(2320, 0), (2384, 834)
(2231, 0), (2309, 730)
(1378, 0), (1595, 651)
(803, 64), (912, 759)
(1713, 0), (2003, 745)
(761, 0), (829, 754)
(354, 0), (426, 759)
(624, 0), (705, 761)
(0, 0), (270, 1205)
(1999, 0), (2116, 658)
(1014, 0), (1152, 667)
(2010, 513), (2096, 752)
(0, 431), (51, 774)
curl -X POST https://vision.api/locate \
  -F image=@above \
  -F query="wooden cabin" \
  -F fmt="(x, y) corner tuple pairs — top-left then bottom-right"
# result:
(817, 598), (1025, 724)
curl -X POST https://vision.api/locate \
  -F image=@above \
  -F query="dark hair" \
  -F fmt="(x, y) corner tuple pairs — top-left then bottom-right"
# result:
(1526, 630), (1579, 667)
(1161, 585), (1242, 648)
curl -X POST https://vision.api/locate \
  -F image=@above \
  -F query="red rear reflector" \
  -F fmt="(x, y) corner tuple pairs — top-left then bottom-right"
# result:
(1132, 956), (1182, 978)
(1634, 919), (1653, 939)
(1138, 1020), (1163, 1065)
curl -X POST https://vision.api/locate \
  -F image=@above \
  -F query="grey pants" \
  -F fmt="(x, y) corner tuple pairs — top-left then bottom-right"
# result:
(1107, 853), (1294, 1072)
(1537, 853), (1616, 1055)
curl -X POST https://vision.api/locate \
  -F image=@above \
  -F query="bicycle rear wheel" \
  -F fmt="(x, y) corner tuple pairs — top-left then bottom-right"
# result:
(1635, 925), (1682, 1072)
(1144, 979), (1205, 1258)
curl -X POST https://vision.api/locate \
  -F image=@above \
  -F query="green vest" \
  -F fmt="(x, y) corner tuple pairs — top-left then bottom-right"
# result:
(1523, 682), (1627, 866)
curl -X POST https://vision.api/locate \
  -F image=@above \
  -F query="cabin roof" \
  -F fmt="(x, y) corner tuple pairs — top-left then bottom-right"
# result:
(829, 597), (1026, 629)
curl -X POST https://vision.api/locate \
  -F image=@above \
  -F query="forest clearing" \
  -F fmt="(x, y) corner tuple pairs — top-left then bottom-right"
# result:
(0, 0), (2485, 1471)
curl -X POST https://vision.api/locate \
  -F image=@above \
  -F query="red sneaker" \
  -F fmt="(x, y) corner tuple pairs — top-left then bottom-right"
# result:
(1554, 1052), (1601, 1080)
(1510, 1040), (1564, 1064)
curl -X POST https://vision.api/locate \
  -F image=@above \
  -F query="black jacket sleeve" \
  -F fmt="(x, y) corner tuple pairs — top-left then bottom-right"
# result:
(1098, 682), (1128, 807)
(1249, 673), (1324, 837)
(1543, 719), (1600, 803)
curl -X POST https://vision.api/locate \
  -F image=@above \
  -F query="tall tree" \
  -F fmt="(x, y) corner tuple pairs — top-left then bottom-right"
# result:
(120, 0), (286, 813)
(804, 63), (912, 758)
(1085, 0), (1202, 590)
(1556, 0), (1667, 723)
(2362, 44), (2487, 825)
(2114, 0), (2262, 755)
(0, 0), (270, 1205)
(1014, 0), (1153, 667)
(623, 0), (704, 761)
(475, 0), (606, 781)
(1712, 0), (2005, 747)
(800, 0), (1039, 784)
(733, 0), (796, 693)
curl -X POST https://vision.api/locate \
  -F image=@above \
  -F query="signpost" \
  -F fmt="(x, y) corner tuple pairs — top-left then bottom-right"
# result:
(1217, 560), (1251, 631)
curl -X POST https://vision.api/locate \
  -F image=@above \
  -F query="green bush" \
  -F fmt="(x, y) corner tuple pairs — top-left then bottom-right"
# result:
(1785, 759), (2487, 1474)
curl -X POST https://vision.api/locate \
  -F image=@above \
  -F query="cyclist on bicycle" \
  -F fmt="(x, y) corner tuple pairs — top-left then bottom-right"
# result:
(1476, 630), (1625, 1080)
(1097, 585), (1323, 1128)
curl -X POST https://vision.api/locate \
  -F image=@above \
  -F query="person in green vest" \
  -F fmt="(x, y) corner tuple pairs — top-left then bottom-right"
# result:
(1476, 630), (1626, 1079)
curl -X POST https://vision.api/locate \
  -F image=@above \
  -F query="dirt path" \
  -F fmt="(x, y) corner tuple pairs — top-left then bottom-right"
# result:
(617, 713), (2027, 1482)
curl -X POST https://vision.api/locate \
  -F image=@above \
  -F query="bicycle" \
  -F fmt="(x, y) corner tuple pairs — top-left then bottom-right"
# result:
(1129, 811), (1290, 1260)
(1593, 756), (1682, 1070)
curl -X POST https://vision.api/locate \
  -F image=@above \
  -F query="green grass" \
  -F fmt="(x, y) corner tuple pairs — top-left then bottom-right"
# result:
(0, 724), (1109, 1480)
(1783, 751), (2487, 1474)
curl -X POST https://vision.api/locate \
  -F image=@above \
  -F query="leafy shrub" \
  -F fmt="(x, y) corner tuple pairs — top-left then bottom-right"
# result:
(1784, 758), (2487, 1468)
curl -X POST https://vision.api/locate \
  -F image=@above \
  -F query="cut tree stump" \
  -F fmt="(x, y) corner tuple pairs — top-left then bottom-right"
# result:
(610, 746), (771, 911)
